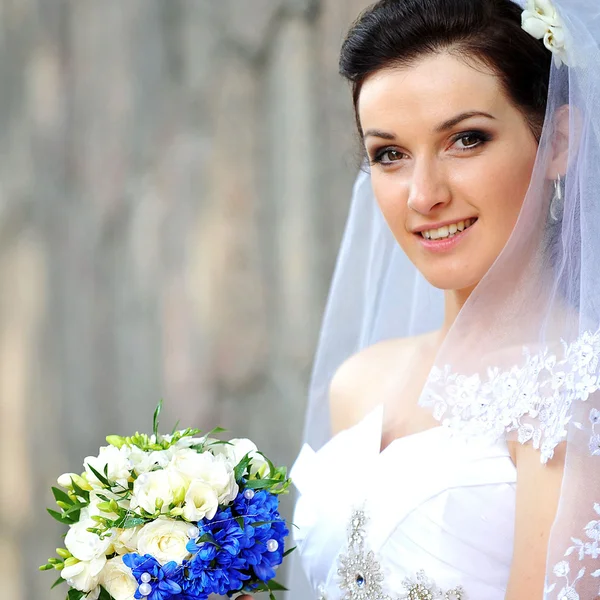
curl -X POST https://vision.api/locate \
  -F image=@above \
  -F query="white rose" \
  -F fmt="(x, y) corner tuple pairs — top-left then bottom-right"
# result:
(128, 446), (172, 476)
(84, 445), (132, 489)
(137, 518), (191, 565)
(61, 556), (105, 595)
(111, 526), (141, 555)
(182, 480), (219, 522)
(212, 438), (269, 478)
(171, 449), (238, 504)
(130, 468), (187, 514)
(65, 516), (114, 562)
(99, 556), (139, 600)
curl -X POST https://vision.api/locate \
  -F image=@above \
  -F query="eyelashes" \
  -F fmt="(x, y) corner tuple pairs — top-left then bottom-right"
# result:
(451, 130), (493, 149)
(369, 130), (493, 166)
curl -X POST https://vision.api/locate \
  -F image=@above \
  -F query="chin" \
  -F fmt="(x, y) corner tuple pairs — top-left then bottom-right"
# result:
(419, 267), (484, 293)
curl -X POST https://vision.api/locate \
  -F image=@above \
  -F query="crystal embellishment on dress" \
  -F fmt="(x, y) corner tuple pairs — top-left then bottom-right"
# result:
(337, 507), (390, 600)
(337, 508), (466, 600)
(400, 571), (465, 600)
(317, 583), (328, 600)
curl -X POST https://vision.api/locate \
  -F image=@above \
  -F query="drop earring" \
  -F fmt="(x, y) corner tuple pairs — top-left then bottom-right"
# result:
(550, 174), (564, 222)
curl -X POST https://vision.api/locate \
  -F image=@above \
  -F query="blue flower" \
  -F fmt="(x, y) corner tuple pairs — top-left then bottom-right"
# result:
(128, 490), (289, 599)
(234, 490), (289, 582)
(122, 553), (184, 600)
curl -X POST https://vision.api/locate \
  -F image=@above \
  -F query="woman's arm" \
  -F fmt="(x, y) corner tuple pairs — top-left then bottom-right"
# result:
(504, 440), (566, 599)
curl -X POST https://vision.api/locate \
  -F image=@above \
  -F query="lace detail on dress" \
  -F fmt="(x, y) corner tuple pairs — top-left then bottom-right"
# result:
(545, 503), (600, 600)
(337, 508), (465, 600)
(421, 329), (600, 463)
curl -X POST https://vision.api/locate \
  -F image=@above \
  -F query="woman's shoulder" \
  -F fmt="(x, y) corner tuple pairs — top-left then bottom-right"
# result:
(329, 332), (437, 435)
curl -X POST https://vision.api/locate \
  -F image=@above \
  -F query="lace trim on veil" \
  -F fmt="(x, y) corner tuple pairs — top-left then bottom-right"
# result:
(420, 329), (600, 463)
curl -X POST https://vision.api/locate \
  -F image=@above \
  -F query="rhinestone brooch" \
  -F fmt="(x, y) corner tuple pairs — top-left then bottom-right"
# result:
(336, 507), (466, 600)
(337, 507), (391, 600)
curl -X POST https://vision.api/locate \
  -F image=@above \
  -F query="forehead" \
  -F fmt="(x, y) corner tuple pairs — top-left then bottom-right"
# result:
(358, 53), (509, 130)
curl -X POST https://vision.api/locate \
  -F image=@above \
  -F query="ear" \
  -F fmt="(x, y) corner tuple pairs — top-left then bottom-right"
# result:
(545, 105), (570, 178)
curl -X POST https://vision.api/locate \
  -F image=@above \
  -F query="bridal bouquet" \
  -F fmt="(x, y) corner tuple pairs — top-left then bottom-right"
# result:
(41, 402), (291, 600)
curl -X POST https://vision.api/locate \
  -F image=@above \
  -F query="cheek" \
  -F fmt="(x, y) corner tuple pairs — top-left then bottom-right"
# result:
(482, 143), (537, 232)
(371, 175), (410, 238)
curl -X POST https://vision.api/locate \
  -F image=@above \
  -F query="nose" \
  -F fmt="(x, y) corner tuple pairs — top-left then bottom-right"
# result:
(407, 158), (451, 215)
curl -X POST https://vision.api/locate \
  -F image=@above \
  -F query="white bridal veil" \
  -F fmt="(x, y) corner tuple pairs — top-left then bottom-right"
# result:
(296, 0), (600, 597)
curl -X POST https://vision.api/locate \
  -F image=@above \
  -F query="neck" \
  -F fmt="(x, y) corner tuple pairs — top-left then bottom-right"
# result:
(442, 285), (476, 333)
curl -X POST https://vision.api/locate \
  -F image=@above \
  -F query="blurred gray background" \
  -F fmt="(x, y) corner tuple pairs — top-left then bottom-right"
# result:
(0, 0), (372, 598)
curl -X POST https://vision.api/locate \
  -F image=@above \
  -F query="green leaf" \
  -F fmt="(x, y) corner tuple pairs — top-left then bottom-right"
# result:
(257, 451), (276, 479)
(234, 453), (253, 482)
(98, 586), (116, 600)
(87, 465), (110, 487)
(282, 546), (296, 557)
(70, 478), (90, 503)
(243, 478), (280, 490)
(196, 533), (220, 548)
(66, 589), (86, 600)
(235, 516), (245, 529)
(51, 576), (65, 589)
(267, 579), (289, 591)
(206, 426), (227, 436)
(52, 487), (74, 507)
(60, 506), (82, 522)
(153, 399), (163, 438)
(47, 508), (76, 525)
(170, 420), (181, 436)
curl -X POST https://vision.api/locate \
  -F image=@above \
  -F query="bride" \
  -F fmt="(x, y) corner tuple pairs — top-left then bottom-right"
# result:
(244, 0), (600, 598)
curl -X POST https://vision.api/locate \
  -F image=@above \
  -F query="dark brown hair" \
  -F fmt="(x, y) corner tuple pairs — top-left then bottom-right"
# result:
(339, 0), (552, 139)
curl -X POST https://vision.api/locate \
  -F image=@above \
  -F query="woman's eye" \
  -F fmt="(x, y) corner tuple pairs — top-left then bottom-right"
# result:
(373, 149), (404, 164)
(453, 132), (489, 150)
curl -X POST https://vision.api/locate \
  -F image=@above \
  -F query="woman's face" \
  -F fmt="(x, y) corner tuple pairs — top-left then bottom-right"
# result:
(359, 52), (539, 293)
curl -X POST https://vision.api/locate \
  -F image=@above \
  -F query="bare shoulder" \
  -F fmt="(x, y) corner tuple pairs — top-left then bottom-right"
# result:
(329, 332), (438, 435)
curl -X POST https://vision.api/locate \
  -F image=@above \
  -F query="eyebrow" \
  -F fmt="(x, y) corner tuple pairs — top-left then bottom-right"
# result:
(363, 111), (496, 140)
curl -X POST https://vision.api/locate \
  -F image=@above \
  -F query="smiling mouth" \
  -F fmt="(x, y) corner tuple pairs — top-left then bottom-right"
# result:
(419, 218), (477, 240)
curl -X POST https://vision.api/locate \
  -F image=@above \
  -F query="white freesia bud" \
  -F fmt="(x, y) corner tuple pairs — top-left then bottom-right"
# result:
(87, 490), (121, 520)
(182, 480), (219, 522)
(61, 556), (105, 596)
(137, 518), (191, 565)
(212, 438), (270, 478)
(130, 468), (187, 514)
(84, 445), (132, 489)
(64, 515), (114, 562)
(99, 556), (139, 600)
(57, 473), (77, 489)
(170, 449), (238, 504)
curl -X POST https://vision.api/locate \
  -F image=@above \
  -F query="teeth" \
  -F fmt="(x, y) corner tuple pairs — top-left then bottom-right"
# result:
(420, 218), (475, 240)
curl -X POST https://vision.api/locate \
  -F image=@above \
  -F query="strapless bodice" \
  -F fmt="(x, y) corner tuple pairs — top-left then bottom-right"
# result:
(291, 406), (517, 599)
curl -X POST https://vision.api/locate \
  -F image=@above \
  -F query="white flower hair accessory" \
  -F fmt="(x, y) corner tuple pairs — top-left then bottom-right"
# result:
(521, 0), (569, 67)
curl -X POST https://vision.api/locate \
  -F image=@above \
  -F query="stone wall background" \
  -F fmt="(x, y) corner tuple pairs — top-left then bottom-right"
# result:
(0, 0), (371, 598)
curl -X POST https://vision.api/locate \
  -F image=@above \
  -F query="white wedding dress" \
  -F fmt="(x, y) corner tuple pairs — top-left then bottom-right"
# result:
(291, 406), (517, 599)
